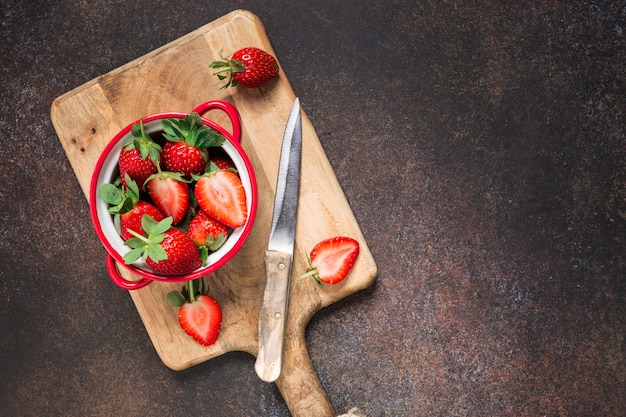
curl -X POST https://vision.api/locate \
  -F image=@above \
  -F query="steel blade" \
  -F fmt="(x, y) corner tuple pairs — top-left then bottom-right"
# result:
(267, 98), (302, 254)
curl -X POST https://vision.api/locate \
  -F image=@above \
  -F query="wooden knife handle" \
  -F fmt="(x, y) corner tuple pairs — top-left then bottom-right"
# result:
(255, 250), (293, 382)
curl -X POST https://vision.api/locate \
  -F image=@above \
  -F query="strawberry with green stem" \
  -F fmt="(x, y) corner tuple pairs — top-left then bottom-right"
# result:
(123, 215), (202, 275)
(161, 113), (225, 179)
(209, 47), (279, 89)
(300, 236), (360, 285)
(167, 278), (222, 346)
(119, 119), (162, 188)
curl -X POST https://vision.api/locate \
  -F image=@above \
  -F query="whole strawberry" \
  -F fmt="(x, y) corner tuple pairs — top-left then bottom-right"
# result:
(119, 200), (165, 241)
(160, 113), (225, 178)
(98, 174), (165, 240)
(119, 119), (162, 188)
(188, 210), (229, 262)
(123, 215), (202, 275)
(210, 47), (279, 89)
(209, 149), (237, 172)
(168, 278), (222, 346)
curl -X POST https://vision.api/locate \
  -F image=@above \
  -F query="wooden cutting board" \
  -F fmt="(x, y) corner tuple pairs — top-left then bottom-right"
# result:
(50, 9), (376, 417)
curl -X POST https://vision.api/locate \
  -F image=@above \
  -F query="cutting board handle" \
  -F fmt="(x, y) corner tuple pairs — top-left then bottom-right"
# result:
(192, 100), (241, 145)
(276, 328), (336, 417)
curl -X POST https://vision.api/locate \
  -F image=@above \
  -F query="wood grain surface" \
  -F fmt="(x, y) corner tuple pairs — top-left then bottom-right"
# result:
(50, 9), (376, 417)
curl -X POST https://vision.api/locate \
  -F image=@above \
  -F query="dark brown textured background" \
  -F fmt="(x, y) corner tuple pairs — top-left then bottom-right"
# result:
(1, 1), (624, 416)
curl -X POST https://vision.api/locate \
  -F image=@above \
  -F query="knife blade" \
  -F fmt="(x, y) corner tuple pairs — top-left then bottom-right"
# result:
(255, 98), (303, 383)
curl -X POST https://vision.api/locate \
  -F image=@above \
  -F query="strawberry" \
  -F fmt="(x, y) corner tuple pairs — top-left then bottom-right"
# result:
(98, 174), (165, 240)
(167, 278), (222, 346)
(194, 163), (247, 228)
(301, 236), (360, 285)
(160, 113), (225, 179)
(188, 210), (229, 253)
(209, 149), (237, 172)
(145, 171), (190, 225)
(119, 119), (162, 188)
(119, 200), (165, 241)
(123, 215), (202, 275)
(209, 47), (279, 89)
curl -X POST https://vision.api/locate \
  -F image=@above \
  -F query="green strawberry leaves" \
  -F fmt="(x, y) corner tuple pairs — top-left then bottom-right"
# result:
(167, 277), (207, 306)
(123, 215), (173, 264)
(128, 119), (162, 167)
(161, 113), (225, 149)
(99, 174), (141, 235)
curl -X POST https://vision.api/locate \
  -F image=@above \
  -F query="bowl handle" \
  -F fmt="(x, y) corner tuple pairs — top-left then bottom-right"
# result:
(105, 254), (152, 290)
(192, 101), (242, 144)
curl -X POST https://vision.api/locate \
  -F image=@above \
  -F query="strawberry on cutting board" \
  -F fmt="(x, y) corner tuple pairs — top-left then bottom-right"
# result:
(209, 47), (279, 89)
(168, 278), (222, 346)
(123, 215), (202, 275)
(194, 162), (247, 228)
(301, 236), (360, 285)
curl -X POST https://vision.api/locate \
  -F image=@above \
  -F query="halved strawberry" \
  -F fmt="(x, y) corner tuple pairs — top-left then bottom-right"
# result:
(145, 171), (190, 225)
(167, 278), (222, 346)
(119, 119), (162, 188)
(194, 163), (247, 228)
(160, 113), (225, 179)
(301, 236), (360, 285)
(123, 215), (202, 275)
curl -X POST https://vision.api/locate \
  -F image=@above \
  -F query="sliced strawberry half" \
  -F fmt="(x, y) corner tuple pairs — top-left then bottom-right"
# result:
(168, 278), (222, 346)
(194, 163), (247, 228)
(145, 171), (190, 225)
(301, 236), (360, 285)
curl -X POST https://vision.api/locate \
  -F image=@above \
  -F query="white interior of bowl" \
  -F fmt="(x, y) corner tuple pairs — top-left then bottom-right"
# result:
(94, 118), (254, 274)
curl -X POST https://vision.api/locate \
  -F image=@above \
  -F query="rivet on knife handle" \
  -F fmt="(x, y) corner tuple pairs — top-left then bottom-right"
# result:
(255, 250), (293, 382)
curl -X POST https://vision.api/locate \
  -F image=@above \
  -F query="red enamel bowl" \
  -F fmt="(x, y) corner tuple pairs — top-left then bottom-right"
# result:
(89, 100), (257, 290)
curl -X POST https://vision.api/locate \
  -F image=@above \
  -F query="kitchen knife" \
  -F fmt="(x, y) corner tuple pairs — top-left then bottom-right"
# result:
(255, 98), (302, 383)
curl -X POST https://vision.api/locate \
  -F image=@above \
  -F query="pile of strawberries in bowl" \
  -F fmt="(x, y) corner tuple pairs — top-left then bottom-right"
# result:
(89, 101), (257, 290)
